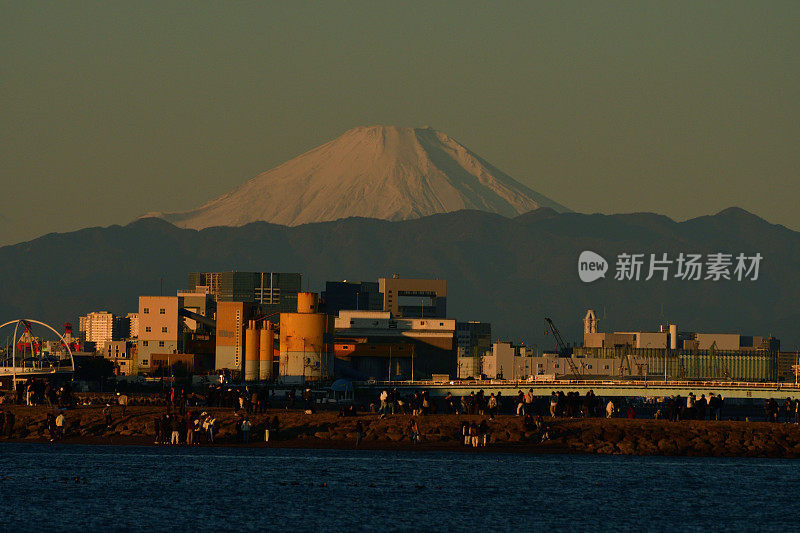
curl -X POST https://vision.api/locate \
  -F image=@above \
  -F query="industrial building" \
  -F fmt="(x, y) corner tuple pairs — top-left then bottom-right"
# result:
(473, 342), (535, 380)
(378, 276), (446, 318)
(279, 292), (335, 384)
(321, 281), (382, 315)
(533, 310), (784, 382)
(188, 271), (302, 312)
(455, 321), (492, 377)
(333, 310), (455, 379)
(214, 301), (259, 373)
(151, 353), (214, 375)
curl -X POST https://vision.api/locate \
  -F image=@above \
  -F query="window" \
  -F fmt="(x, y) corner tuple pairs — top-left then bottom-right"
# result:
(350, 320), (354, 325)
(143, 308), (149, 314)
(555, 364), (560, 368)
(142, 341), (149, 347)
(145, 326), (151, 333)
(159, 308), (165, 314)
(538, 363), (543, 368)
(158, 341), (165, 347)
(604, 365), (610, 370)
(161, 326), (168, 333)
(439, 322), (444, 326)
(588, 365), (593, 369)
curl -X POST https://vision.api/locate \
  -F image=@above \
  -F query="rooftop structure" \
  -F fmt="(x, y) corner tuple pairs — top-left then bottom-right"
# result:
(378, 276), (446, 318)
(188, 271), (301, 312)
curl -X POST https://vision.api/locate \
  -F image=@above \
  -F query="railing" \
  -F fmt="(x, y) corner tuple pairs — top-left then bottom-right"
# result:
(356, 379), (800, 390)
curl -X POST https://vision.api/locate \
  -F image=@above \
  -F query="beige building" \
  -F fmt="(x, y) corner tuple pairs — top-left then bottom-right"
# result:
(378, 276), (446, 318)
(480, 342), (535, 380)
(104, 340), (136, 375)
(137, 296), (182, 371)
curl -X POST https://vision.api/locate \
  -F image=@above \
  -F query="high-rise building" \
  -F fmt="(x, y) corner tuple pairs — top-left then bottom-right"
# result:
(188, 271), (302, 313)
(126, 313), (139, 339)
(321, 281), (382, 316)
(78, 311), (124, 351)
(378, 276), (446, 318)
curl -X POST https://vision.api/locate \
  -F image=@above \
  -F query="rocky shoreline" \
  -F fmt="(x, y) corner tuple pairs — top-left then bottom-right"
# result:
(1, 405), (799, 458)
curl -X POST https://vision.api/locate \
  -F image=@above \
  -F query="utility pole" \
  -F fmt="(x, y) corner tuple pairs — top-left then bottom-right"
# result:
(411, 344), (415, 382)
(388, 345), (392, 383)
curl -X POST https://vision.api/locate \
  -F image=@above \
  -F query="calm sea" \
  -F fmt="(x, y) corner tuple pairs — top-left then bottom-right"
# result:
(0, 443), (797, 532)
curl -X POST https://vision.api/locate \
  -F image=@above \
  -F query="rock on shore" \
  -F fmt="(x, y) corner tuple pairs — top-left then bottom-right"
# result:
(2, 406), (800, 458)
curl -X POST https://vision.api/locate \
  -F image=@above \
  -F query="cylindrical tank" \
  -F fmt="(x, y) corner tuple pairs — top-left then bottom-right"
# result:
(279, 311), (334, 383)
(669, 324), (677, 350)
(244, 320), (260, 381)
(296, 292), (319, 314)
(259, 321), (274, 381)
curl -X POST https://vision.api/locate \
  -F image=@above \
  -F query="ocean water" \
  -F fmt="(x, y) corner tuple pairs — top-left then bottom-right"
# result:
(0, 443), (797, 532)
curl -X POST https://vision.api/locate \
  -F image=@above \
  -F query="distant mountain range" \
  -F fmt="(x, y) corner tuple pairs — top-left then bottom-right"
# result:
(143, 125), (569, 229)
(2, 207), (798, 350)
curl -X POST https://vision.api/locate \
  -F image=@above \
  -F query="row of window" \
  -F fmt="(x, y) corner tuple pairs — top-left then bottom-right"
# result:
(546, 363), (610, 370)
(141, 341), (166, 347)
(143, 326), (169, 333)
(141, 308), (167, 314)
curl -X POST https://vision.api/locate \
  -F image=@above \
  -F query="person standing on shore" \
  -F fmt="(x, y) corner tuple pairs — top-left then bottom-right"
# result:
(408, 419), (420, 444)
(478, 420), (489, 446)
(379, 390), (389, 418)
(118, 393), (128, 416)
(487, 394), (498, 420)
(444, 392), (454, 414)
(169, 415), (180, 445)
(46, 413), (55, 441)
(708, 393), (718, 421)
(241, 417), (251, 443)
(469, 422), (479, 447)
(516, 391), (525, 416)
(606, 399), (615, 418)
(153, 416), (161, 444)
(103, 404), (112, 428)
(185, 415), (195, 445)
(549, 392), (558, 417)
(355, 420), (364, 447)
(55, 412), (64, 440)
(687, 392), (697, 420)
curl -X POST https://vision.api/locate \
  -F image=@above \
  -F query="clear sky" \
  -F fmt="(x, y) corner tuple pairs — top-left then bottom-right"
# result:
(1, 1), (798, 246)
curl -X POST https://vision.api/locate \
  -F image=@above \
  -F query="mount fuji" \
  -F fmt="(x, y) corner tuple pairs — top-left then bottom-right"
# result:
(144, 125), (569, 229)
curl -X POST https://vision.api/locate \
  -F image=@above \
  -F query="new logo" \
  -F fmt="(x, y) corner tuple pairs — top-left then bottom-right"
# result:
(578, 251), (608, 283)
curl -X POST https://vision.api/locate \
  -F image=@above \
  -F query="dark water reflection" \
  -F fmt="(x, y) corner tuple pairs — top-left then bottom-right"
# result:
(0, 443), (797, 532)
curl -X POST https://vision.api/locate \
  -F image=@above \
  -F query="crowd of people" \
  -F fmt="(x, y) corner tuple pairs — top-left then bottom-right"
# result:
(651, 392), (725, 421)
(764, 397), (800, 423)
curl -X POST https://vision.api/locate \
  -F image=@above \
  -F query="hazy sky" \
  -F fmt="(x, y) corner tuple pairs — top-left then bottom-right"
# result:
(2, 1), (798, 246)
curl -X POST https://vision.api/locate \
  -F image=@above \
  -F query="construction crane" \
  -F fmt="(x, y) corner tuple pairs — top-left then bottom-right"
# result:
(544, 317), (581, 378)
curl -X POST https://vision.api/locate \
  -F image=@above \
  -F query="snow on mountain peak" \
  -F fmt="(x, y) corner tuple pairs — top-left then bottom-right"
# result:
(148, 125), (570, 229)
